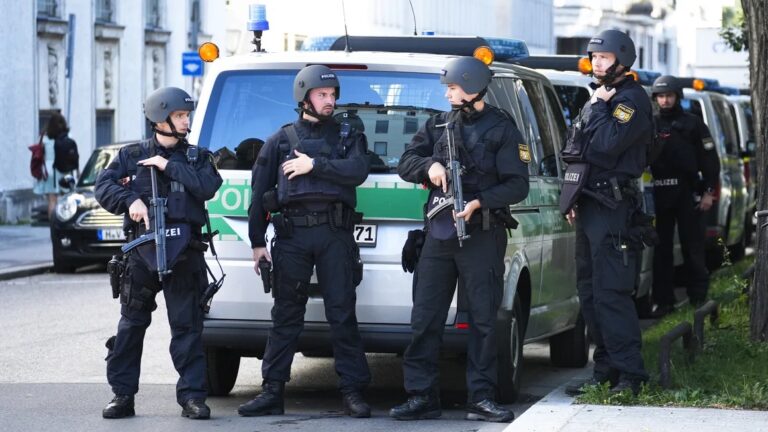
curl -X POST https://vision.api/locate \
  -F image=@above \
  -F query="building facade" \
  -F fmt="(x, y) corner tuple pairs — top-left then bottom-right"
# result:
(0, 0), (226, 222)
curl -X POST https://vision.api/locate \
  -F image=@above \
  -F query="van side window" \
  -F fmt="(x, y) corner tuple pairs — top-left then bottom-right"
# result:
(553, 85), (590, 127)
(520, 79), (558, 177)
(712, 99), (739, 156)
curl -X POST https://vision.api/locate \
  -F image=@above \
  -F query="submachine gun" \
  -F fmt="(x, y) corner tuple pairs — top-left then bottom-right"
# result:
(432, 120), (470, 247)
(120, 165), (171, 282)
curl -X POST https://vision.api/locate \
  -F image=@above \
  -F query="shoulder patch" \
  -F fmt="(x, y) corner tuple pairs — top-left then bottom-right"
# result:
(612, 104), (635, 124)
(518, 143), (531, 164)
(702, 137), (715, 151)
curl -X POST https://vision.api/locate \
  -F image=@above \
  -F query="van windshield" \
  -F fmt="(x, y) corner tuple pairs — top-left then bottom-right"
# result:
(198, 70), (451, 172)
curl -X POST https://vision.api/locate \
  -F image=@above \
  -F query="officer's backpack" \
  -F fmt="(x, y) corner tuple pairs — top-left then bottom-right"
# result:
(53, 136), (79, 173)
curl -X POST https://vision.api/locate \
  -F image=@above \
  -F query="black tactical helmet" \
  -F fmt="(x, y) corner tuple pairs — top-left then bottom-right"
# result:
(144, 87), (195, 123)
(587, 29), (637, 68)
(440, 56), (492, 95)
(293, 65), (340, 103)
(651, 75), (683, 99)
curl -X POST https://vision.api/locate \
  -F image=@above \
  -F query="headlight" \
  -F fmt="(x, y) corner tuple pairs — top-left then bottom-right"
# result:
(55, 194), (83, 222)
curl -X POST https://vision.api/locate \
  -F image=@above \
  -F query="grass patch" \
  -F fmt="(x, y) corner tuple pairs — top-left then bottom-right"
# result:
(578, 257), (768, 409)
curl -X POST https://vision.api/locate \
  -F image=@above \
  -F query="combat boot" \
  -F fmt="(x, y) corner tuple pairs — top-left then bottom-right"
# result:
(342, 391), (371, 418)
(465, 399), (515, 423)
(610, 378), (643, 397)
(102, 394), (135, 419)
(389, 394), (441, 420)
(564, 370), (619, 396)
(181, 398), (210, 419)
(238, 380), (285, 416)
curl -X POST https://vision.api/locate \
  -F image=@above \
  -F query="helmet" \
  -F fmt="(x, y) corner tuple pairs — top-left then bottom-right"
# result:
(144, 87), (194, 123)
(440, 57), (492, 95)
(651, 75), (683, 100)
(587, 29), (637, 68)
(293, 65), (340, 103)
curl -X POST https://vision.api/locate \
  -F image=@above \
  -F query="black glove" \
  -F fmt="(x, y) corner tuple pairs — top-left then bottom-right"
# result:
(401, 229), (426, 273)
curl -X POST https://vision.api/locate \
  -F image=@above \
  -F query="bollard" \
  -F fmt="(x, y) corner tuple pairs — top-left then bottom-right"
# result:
(658, 321), (695, 389)
(693, 300), (719, 349)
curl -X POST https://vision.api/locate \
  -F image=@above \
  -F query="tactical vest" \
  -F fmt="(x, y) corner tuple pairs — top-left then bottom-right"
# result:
(432, 110), (506, 199)
(276, 123), (355, 207)
(559, 105), (594, 214)
(126, 140), (207, 228)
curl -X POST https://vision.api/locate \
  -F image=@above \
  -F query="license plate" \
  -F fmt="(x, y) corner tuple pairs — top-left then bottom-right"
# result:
(353, 224), (377, 247)
(98, 228), (125, 241)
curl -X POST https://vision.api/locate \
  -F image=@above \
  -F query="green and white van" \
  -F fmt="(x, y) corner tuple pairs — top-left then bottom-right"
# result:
(191, 36), (585, 403)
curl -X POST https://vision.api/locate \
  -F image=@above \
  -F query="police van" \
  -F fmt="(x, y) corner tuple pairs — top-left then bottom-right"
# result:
(191, 33), (585, 402)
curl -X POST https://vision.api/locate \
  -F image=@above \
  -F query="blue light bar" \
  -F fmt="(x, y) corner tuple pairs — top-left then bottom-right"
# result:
(300, 36), (339, 51)
(634, 69), (661, 86)
(247, 4), (269, 31)
(484, 38), (529, 62)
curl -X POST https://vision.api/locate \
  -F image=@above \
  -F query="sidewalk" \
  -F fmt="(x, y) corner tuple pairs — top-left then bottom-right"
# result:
(0, 225), (52, 279)
(505, 373), (768, 432)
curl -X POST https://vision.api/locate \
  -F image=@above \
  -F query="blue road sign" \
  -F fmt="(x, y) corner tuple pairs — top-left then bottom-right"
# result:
(182, 52), (203, 77)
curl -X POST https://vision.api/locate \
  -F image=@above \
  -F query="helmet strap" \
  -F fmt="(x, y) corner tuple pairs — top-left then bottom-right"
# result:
(300, 100), (334, 122)
(594, 60), (624, 86)
(152, 116), (186, 140)
(450, 89), (486, 114)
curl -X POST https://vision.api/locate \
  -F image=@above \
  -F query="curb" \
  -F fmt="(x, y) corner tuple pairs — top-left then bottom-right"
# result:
(0, 262), (53, 281)
(504, 373), (589, 432)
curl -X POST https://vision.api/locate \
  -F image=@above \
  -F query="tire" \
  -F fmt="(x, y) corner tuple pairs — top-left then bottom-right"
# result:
(549, 312), (589, 367)
(52, 245), (77, 273)
(496, 293), (524, 403)
(205, 348), (240, 396)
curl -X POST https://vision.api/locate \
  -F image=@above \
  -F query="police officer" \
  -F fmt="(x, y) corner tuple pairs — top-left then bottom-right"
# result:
(239, 65), (372, 418)
(96, 87), (222, 419)
(650, 75), (719, 316)
(391, 56), (529, 422)
(561, 30), (652, 396)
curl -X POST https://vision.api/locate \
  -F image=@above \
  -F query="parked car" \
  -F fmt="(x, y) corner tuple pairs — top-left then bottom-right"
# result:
(194, 34), (587, 402)
(727, 95), (757, 242)
(50, 143), (128, 272)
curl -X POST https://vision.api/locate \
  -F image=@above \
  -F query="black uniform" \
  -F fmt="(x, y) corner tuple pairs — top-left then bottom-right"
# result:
(651, 105), (719, 306)
(571, 77), (652, 384)
(248, 118), (371, 395)
(95, 137), (222, 405)
(397, 105), (529, 403)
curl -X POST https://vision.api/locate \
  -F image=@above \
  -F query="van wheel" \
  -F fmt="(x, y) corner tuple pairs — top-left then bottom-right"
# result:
(205, 348), (240, 396)
(52, 246), (77, 273)
(496, 293), (524, 403)
(549, 312), (589, 367)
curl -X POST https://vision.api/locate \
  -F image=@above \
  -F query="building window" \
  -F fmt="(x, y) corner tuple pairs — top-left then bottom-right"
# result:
(96, 110), (114, 147)
(556, 37), (591, 55)
(638, 47), (645, 69)
(374, 142), (388, 156)
(146, 0), (162, 28)
(96, 0), (116, 23)
(38, 0), (60, 18)
(658, 41), (668, 64)
(375, 120), (389, 134)
(403, 118), (418, 134)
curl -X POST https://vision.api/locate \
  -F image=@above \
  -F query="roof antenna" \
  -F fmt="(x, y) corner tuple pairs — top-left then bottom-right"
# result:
(341, 0), (351, 52)
(408, 0), (417, 35)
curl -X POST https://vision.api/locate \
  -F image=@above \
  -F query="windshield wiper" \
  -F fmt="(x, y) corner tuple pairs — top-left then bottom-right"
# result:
(338, 103), (443, 115)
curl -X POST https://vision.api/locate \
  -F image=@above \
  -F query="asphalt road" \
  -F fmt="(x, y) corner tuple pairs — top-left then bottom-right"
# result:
(0, 270), (589, 432)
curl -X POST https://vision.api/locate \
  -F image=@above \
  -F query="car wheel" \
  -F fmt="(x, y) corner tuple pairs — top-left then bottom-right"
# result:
(549, 312), (589, 368)
(52, 244), (77, 273)
(496, 292), (524, 404)
(205, 348), (240, 396)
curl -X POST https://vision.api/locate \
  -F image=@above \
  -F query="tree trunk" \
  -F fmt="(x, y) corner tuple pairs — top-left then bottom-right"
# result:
(742, 0), (768, 341)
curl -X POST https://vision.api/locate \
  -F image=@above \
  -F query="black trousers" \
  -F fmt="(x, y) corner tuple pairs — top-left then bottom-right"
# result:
(403, 225), (506, 403)
(575, 198), (649, 382)
(106, 252), (207, 405)
(261, 224), (370, 394)
(652, 200), (709, 306)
